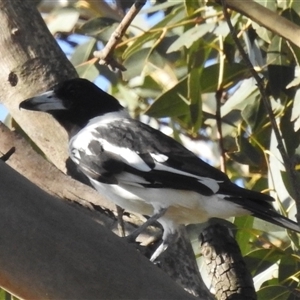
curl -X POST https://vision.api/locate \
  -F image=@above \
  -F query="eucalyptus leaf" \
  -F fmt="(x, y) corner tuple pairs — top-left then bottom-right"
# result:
(77, 17), (119, 42)
(146, 63), (249, 118)
(234, 215), (255, 255)
(76, 63), (99, 82)
(291, 89), (300, 131)
(142, 1), (181, 14)
(70, 39), (97, 66)
(278, 253), (300, 283)
(123, 31), (162, 60)
(123, 48), (152, 81)
(244, 248), (283, 277)
(167, 23), (215, 53)
(46, 7), (79, 34)
(145, 78), (188, 118)
(257, 286), (290, 300)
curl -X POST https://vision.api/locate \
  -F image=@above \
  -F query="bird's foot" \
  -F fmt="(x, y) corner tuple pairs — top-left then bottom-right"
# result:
(125, 208), (167, 243)
(150, 230), (180, 262)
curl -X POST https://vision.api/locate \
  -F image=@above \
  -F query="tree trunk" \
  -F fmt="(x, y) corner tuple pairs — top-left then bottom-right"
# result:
(0, 0), (78, 172)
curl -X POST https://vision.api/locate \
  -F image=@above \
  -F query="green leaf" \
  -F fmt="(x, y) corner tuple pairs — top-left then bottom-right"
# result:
(76, 63), (99, 82)
(244, 248), (283, 277)
(123, 48), (152, 80)
(200, 63), (250, 93)
(291, 90), (300, 131)
(142, 1), (182, 14)
(47, 7), (79, 34)
(257, 286), (290, 300)
(70, 39), (99, 81)
(278, 252), (300, 283)
(167, 23), (215, 53)
(221, 79), (259, 117)
(0, 288), (16, 300)
(251, 0), (275, 44)
(184, 0), (200, 16)
(267, 36), (290, 66)
(123, 31), (162, 60)
(234, 215), (255, 255)
(281, 8), (300, 26)
(150, 5), (186, 30)
(145, 63), (249, 118)
(280, 104), (300, 157)
(186, 43), (208, 131)
(145, 78), (188, 118)
(70, 39), (97, 66)
(76, 17), (119, 42)
(123, 48), (165, 81)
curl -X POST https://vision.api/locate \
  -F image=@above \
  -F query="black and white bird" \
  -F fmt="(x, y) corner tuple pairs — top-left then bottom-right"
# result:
(20, 78), (300, 259)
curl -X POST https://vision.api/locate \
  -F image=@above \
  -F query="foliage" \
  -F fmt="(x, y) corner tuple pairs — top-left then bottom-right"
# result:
(4, 0), (300, 298)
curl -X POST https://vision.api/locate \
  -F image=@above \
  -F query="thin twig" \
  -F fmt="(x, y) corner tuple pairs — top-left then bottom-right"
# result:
(94, 0), (146, 71)
(215, 89), (226, 173)
(221, 0), (300, 223)
(216, 35), (227, 173)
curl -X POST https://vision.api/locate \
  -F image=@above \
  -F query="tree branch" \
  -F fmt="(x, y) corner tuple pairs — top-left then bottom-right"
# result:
(159, 226), (214, 299)
(94, 0), (146, 71)
(200, 223), (257, 300)
(0, 161), (196, 300)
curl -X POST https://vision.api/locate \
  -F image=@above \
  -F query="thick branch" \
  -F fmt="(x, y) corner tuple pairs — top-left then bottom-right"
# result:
(0, 161), (195, 300)
(159, 226), (214, 299)
(200, 224), (256, 300)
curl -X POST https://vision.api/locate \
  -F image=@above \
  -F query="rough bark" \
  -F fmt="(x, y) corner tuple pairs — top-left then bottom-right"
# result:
(0, 160), (197, 300)
(158, 226), (214, 299)
(199, 224), (256, 300)
(0, 0), (78, 172)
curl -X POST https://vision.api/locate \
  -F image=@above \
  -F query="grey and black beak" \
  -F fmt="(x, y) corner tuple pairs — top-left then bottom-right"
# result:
(19, 90), (66, 112)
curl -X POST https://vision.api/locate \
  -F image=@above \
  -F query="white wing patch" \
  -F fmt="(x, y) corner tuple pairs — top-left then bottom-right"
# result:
(101, 140), (151, 172)
(151, 153), (168, 162)
(154, 162), (221, 193)
(197, 178), (220, 193)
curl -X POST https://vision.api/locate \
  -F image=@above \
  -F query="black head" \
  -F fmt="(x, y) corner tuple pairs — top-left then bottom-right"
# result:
(20, 78), (123, 128)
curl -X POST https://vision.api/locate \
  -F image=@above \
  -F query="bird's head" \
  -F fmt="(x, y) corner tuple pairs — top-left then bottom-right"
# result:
(20, 78), (123, 128)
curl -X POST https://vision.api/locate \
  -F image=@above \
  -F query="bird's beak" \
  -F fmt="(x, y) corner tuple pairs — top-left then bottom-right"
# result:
(20, 90), (67, 112)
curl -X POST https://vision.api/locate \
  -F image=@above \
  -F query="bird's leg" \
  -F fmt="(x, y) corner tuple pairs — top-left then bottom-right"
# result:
(116, 205), (126, 237)
(125, 208), (167, 243)
(150, 230), (180, 262)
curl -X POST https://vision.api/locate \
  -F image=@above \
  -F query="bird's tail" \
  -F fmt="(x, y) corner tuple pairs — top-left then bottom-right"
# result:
(221, 183), (300, 233)
(228, 195), (300, 233)
(250, 206), (300, 233)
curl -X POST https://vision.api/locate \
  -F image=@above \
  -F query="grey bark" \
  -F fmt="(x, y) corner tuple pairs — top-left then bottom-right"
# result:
(199, 223), (257, 300)
(0, 160), (197, 300)
(0, 0), (77, 172)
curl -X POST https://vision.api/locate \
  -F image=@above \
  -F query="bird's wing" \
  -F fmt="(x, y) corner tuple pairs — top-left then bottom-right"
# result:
(71, 118), (273, 201)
